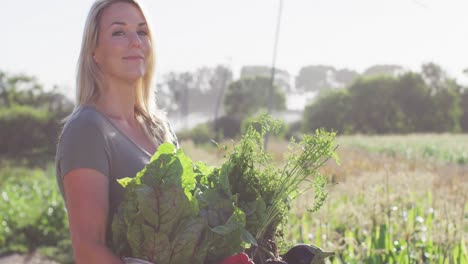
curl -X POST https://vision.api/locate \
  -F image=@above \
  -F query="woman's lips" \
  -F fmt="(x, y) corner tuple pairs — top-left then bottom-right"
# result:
(123, 56), (144, 60)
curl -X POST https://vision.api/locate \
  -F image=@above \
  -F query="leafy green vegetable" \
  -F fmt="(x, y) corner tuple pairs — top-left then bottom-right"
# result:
(215, 114), (338, 262)
(112, 143), (249, 263)
(112, 114), (338, 263)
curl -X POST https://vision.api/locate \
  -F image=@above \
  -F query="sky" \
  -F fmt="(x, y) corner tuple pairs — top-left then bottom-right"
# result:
(1, 0), (468, 100)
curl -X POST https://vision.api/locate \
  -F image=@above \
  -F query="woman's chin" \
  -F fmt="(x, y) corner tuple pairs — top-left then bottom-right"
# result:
(120, 71), (146, 83)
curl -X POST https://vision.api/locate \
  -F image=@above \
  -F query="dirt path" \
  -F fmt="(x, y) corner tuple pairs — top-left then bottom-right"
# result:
(0, 251), (60, 264)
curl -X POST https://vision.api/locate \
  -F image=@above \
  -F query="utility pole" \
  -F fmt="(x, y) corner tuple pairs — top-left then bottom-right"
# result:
(265, 0), (284, 150)
(213, 59), (232, 142)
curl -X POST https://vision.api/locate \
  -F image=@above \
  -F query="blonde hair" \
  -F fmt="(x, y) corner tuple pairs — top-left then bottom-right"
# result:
(62, 0), (172, 145)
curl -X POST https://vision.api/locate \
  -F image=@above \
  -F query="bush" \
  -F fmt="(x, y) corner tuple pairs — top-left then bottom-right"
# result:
(214, 115), (242, 139)
(224, 77), (286, 120)
(303, 89), (351, 134)
(0, 105), (61, 162)
(177, 115), (244, 145)
(284, 120), (302, 140)
(241, 114), (288, 139)
(177, 123), (216, 145)
(0, 165), (72, 262)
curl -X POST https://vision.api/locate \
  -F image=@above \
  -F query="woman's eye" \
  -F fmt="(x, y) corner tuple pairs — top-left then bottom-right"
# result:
(111, 30), (148, 37)
(112, 31), (124, 36)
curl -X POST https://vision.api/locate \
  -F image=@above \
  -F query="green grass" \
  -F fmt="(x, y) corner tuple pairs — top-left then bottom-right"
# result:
(182, 135), (468, 263)
(0, 163), (73, 263)
(337, 133), (468, 165)
(287, 192), (467, 263)
(282, 134), (468, 263)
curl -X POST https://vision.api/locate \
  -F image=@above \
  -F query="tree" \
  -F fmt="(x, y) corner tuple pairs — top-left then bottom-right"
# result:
(0, 72), (44, 108)
(460, 89), (468, 132)
(157, 66), (233, 116)
(421, 62), (448, 94)
(301, 66), (463, 135)
(432, 87), (461, 132)
(224, 76), (286, 120)
(348, 76), (403, 133)
(0, 71), (73, 113)
(363, 64), (404, 77)
(392, 73), (434, 132)
(240, 65), (291, 92)
(0, 70), (74, 164)
(295, 65), (336, 92)
(461, 69), (468, 131)
(302, 89), (352, 133)
(419, 63), (462, 131)
(157, 71), (195, 117)
(334, 68), (359, 86)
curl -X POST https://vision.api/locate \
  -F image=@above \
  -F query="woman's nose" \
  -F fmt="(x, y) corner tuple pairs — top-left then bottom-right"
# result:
(129, 32), (142, 48)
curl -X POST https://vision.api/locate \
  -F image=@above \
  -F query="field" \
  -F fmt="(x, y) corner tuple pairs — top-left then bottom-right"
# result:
(337, 134), (468, 165)
(183, 134), (468, 263)
(0, 134), (467, 263)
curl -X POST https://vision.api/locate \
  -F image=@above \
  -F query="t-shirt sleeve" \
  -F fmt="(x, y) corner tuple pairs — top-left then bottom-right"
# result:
(56, 120), (111, 181)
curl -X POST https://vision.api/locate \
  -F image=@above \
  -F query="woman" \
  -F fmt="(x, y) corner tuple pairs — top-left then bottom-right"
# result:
(55, 0), (177, 263)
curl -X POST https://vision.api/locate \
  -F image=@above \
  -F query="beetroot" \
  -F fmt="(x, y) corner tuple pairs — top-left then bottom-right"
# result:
(282, 244), (334, 264)
(218, 253), (254, 264)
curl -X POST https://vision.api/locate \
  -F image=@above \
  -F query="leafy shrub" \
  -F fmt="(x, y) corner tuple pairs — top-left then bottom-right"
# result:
(224, 77), (286, 120)
(0, 165), (71, 262)
(178, 116), (242, 145)
(240, 114), (288, 139)
(0, 105), (60, 162)
(177, 123), (216, 145)
(214, 115), (242, 139)
(284, 120), (302, 141)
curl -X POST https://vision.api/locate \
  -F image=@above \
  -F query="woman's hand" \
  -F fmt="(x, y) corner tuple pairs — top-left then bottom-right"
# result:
(63, 168), (124, 264)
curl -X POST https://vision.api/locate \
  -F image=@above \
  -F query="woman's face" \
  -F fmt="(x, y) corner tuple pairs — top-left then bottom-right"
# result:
(93, 2), (151, 83)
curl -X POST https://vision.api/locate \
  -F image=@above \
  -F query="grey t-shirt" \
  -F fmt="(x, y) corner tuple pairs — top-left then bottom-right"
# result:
(55, 104), (178, 246)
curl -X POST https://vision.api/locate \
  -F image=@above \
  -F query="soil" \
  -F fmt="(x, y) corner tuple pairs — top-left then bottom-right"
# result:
(0, 251), (59, 264)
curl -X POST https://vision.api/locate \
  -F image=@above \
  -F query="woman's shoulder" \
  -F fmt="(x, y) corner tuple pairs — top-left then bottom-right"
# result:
(59, 105), (108, 142)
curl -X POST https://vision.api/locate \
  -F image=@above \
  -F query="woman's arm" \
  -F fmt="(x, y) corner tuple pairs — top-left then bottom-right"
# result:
(63, 168), (124, 264)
